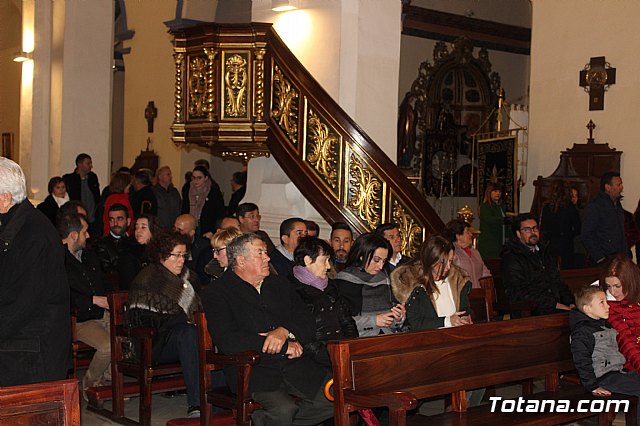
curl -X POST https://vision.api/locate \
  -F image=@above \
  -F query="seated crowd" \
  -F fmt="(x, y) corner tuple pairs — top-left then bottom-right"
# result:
(4, 153), (633, 425)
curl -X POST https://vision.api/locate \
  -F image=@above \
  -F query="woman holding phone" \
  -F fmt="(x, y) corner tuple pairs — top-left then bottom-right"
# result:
(333, 233), (405, 336)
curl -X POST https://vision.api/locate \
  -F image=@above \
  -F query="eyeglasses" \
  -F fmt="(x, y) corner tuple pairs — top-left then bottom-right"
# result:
(168, 252), (189, 260)
(519, 226), (539, 234)
(213, 247), (227, 255)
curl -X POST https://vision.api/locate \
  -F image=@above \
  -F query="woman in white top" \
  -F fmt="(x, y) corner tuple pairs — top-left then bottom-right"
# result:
(391, 235), (472, 330)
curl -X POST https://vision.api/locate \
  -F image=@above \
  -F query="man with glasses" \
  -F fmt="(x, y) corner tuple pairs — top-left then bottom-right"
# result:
(501, 212), (574, 316)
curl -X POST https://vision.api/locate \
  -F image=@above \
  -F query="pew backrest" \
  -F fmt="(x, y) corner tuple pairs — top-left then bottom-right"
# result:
(0, 379), (80, 425)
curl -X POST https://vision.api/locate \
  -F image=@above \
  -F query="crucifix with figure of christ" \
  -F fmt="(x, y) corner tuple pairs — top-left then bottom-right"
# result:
(144, 101), (158, 133)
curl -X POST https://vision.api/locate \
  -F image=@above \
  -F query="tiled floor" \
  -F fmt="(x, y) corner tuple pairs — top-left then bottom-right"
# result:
(80, 377), (628, 425)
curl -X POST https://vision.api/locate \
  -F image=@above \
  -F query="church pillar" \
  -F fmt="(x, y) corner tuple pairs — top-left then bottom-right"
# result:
(19, 0), (113, 200)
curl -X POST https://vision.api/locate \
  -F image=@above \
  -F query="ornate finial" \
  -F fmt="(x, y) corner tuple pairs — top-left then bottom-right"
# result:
(457, 205), (474, 223)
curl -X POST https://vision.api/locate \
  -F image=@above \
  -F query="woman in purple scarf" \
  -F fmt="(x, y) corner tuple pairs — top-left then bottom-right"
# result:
(292, 237), (358, 365)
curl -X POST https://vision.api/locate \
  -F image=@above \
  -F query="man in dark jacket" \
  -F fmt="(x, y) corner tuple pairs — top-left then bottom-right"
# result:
(501, 212), (574, 316)
(59, 210), (111, 393)
(93, 203), (140, 289)
(269, 217), (307, 278)
(63, 153), (100, 235)
(0, 157), (71, 386)
(174, 214), (213, 285)
(153, 166), (181, 228)
(202, 233), (333, 426)
(129, 169), (157, 219)
(582, 171), (630, 264)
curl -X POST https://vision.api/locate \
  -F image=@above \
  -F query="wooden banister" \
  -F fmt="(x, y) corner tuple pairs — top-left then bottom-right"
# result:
(170, 23), (444, 255)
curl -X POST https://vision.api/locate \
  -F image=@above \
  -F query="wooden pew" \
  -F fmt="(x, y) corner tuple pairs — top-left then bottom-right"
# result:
(483, 258), (603, 317)
(87, 291), (187, 426)
(327, 314), (633, 426)
(0, 379), (80, 425)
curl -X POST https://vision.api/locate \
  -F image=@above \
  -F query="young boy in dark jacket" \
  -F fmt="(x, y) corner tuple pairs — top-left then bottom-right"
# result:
(570, 285), (640, 419)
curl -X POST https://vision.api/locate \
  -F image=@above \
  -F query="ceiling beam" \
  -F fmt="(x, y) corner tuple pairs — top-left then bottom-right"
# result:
(402, 5), (531, 55)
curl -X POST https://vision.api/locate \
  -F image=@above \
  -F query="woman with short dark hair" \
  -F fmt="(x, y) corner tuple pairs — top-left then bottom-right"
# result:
(292, 237), (357, 363)
(37, 176), (69, 223)
(127, 229), (203, 418)
(333, 233), (405, 337)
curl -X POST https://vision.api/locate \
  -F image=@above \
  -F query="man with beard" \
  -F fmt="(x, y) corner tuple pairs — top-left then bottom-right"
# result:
(93, 203), (139, 289)
(330, 222), (353, 272)
(59, 210), (111, 396)
(501, 212), (574, 316)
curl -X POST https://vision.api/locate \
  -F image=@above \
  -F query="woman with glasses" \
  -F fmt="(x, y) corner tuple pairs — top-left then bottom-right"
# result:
(181, 165), (225, 237)
(333, 233), (405, 337)
(205, 227), (242, 282)
(391, 235), (472, 331)
(127, 229), (203, 418)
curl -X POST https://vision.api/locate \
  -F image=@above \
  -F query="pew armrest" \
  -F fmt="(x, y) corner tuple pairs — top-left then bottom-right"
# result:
(344, 389), (418, 411)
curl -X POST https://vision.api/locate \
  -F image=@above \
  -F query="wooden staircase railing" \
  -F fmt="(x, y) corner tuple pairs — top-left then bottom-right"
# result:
(170, 22), (443, 255)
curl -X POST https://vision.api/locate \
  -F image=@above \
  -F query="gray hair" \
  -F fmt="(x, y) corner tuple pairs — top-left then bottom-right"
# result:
(227, 232), (265, 270)
(0, 157), (27, 205)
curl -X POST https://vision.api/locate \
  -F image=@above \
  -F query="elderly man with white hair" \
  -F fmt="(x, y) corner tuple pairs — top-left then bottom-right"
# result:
(0, 157), (71, 386)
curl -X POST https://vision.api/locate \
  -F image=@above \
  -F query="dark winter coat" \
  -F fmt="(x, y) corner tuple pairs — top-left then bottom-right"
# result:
(269, 247), (294, 278)
(202, 270), (328, 397)
(582, 192), (629, 263)
(36, 194), (60, 224)
(501, 238), (574, 315)
(181, 182), (225, 236)
(127, 263), (202, 360)
(93, 234), (140, 290)
(152, 184), (182, 228)
(63, 170), (100, 205)
(293, 277), (358, 364)
(391, 262), (472, 330)
(129, 185), (158, 219)
(540, 203), (581, 268)
(0, 201), (71, 386)
(65, 246), (109, 322)
(569, 308), (626, 392)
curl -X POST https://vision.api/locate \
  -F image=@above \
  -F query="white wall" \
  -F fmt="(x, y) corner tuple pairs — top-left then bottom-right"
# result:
(525, 0), (640, 212)
(253, 0), (401, 159)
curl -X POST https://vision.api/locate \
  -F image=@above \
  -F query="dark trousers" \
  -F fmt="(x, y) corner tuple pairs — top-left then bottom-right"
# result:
(156, 323), (200, 407)
(251, 375), (334, 426)
(598, 370), (640, 424)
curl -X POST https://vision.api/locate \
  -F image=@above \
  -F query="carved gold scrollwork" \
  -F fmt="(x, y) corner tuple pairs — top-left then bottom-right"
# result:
(271, 65), (299, 144)
(348, 154), (381, 228)
(307, 109), (337, 189)
(254, 48), (266, 118)
(392, 199), (422, 257)
(204, 48), (218, 121)
(188, 56), (208, 118)
(224, 54), (248, 117)
(173, 52), (184, 122)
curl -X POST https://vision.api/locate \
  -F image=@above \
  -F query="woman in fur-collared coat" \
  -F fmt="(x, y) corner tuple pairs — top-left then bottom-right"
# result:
(391, 235), (473, 331)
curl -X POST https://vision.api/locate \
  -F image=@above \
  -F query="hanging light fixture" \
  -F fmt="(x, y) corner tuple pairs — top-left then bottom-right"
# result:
(272, 0), (297, 12)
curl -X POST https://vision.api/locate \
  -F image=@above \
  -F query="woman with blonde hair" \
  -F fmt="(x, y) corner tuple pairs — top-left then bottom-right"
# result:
(204, 227), (242, 282)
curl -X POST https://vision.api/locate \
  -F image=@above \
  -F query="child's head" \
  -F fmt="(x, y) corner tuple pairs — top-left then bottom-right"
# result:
(575, 286), (609, 320)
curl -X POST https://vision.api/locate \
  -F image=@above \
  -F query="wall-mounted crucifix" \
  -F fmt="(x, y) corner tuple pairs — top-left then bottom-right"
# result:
(144, 101), (158, 133)
(579, 56), (616, 111)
